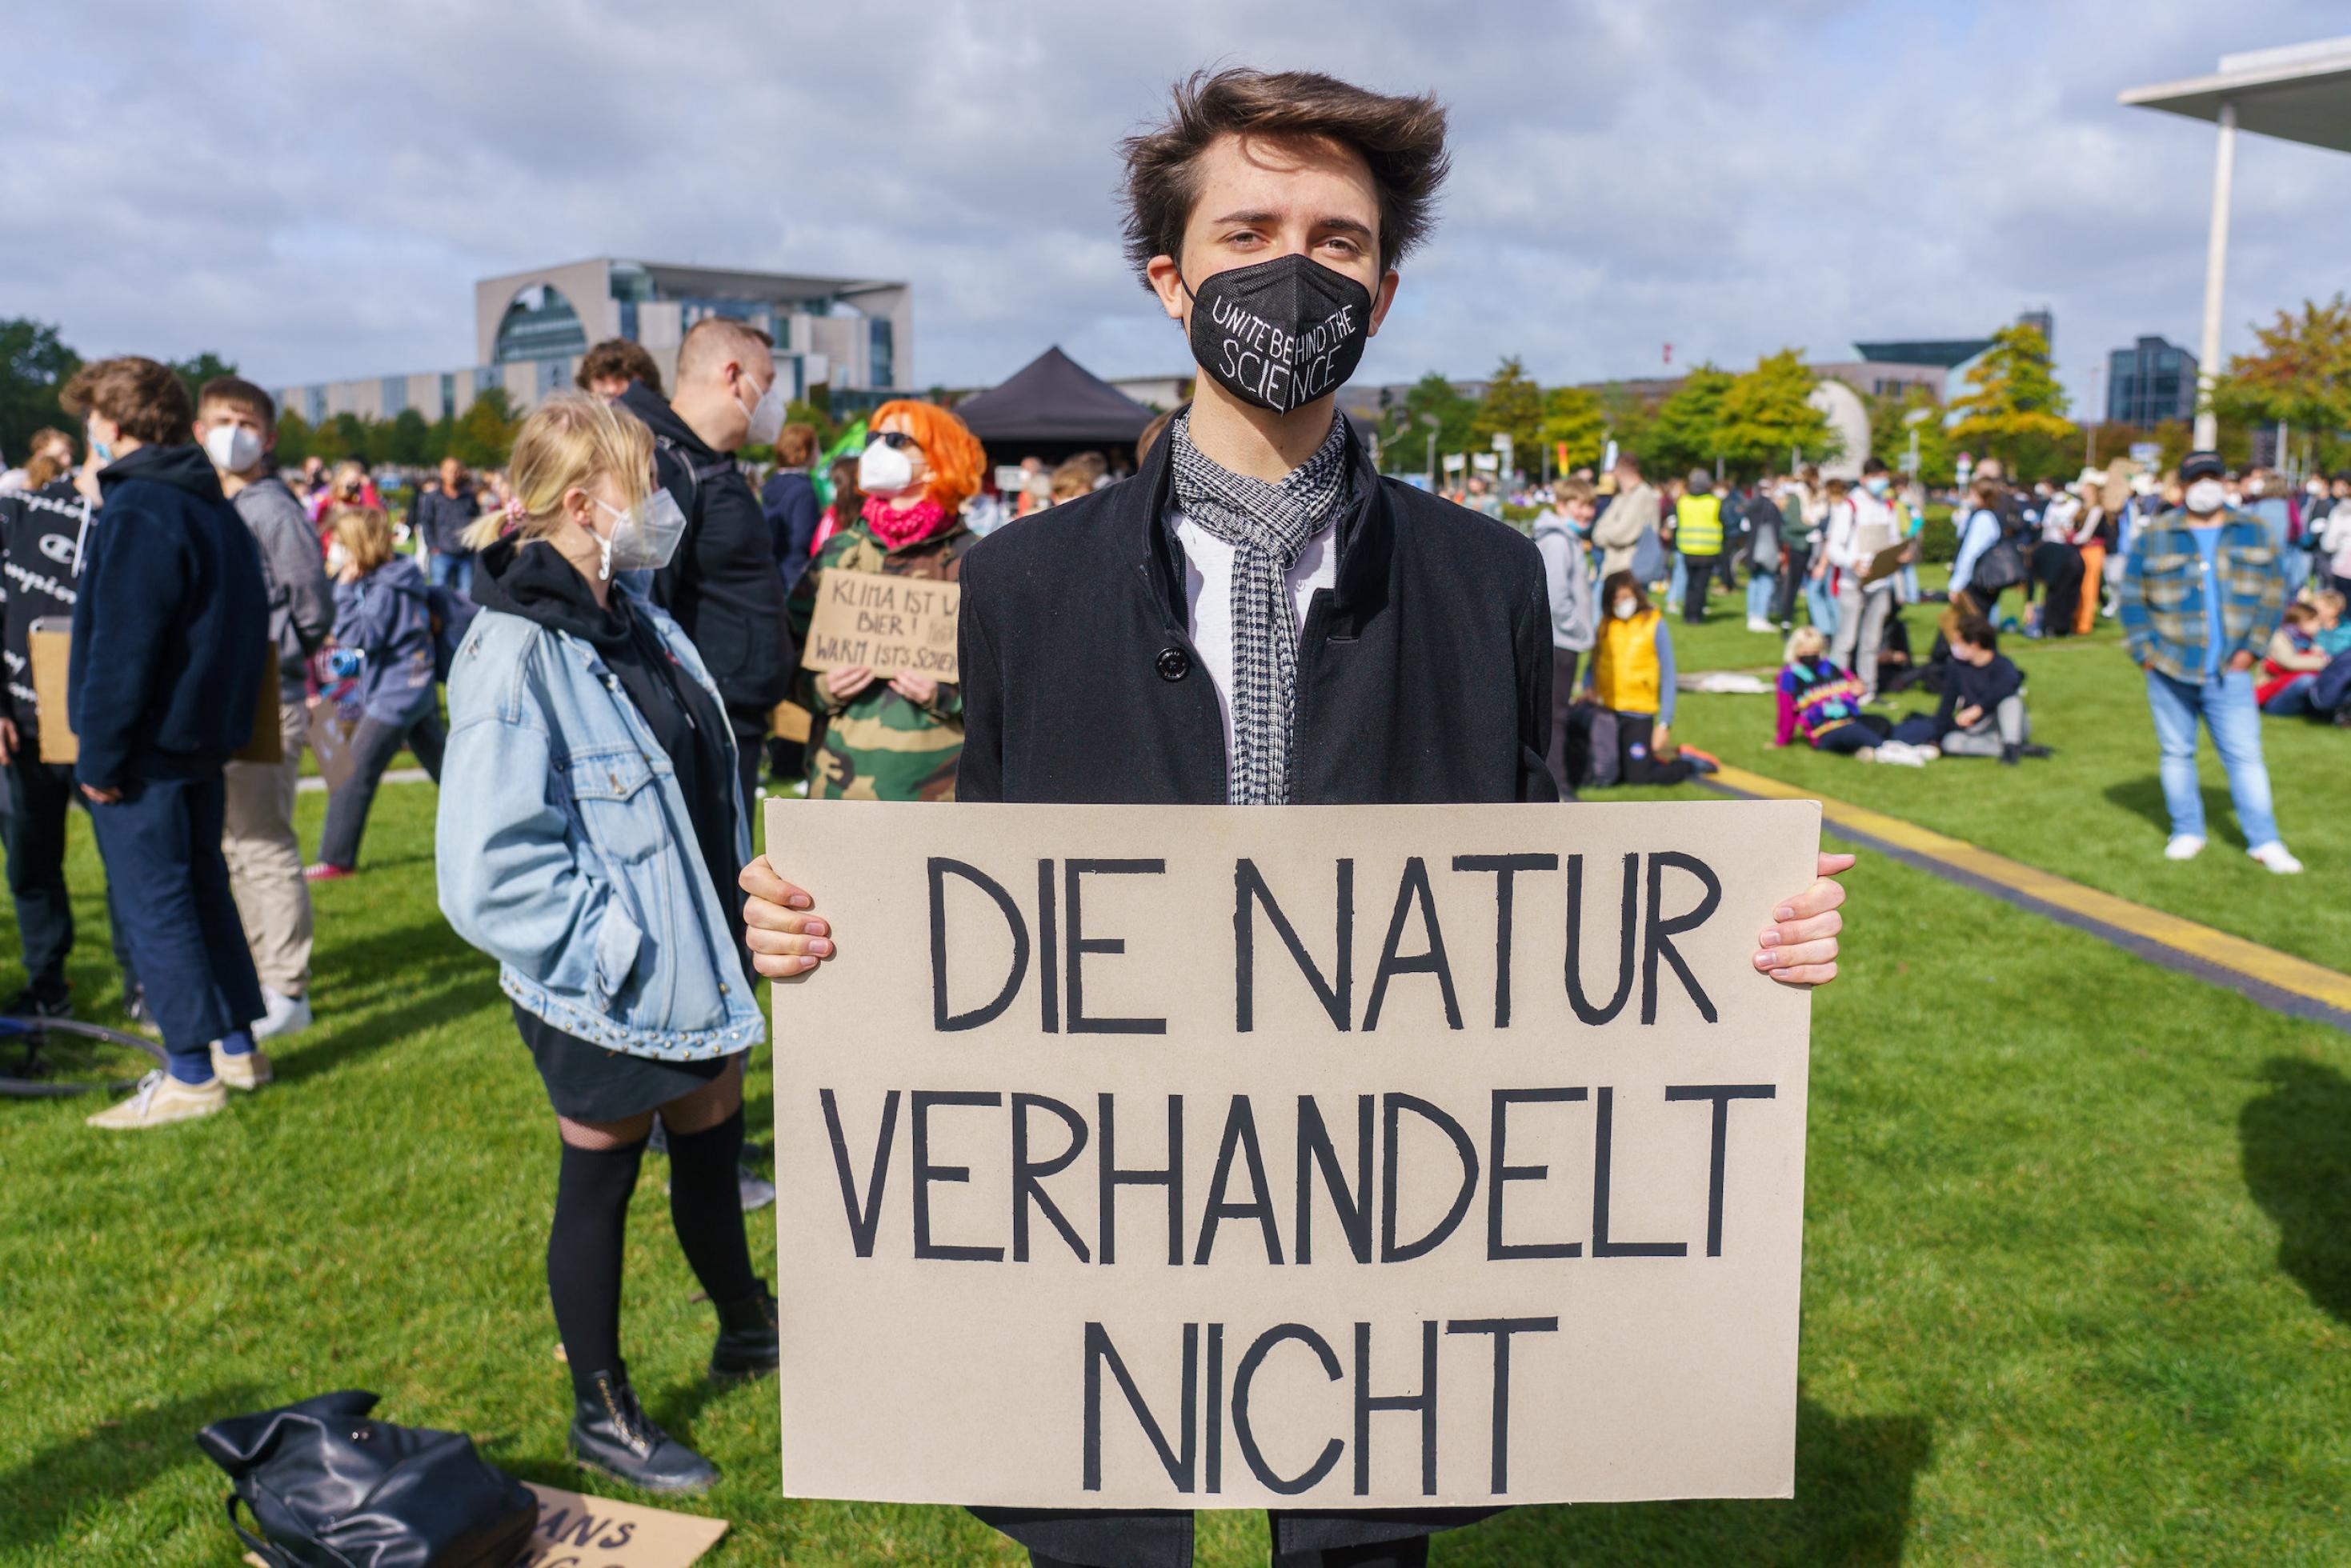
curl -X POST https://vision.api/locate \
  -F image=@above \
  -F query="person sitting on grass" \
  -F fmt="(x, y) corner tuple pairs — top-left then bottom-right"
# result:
(1587, 569), (1700, 785)
(1933, 615), (2049, 765)
(2256, 602), (2330, 717)
(307, 506), (446, 881)
(1774, 625), (1917, 762)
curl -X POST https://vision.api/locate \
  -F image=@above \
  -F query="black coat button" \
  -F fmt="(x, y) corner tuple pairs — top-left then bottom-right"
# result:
(1155, 646), (1190, 682)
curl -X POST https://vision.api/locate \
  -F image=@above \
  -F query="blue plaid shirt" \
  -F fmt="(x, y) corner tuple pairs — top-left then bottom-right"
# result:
(2117, 508), (2286, 683)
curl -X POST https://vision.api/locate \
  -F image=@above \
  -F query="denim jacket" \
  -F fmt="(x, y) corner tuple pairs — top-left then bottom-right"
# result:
(435, 579), (763, 1060)
(2118, 509), (2286, 684)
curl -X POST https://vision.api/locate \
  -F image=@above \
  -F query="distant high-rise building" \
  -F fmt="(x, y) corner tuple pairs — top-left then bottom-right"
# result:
(2107, 336), (2199, 426)
(2017, 308), (2054, 353)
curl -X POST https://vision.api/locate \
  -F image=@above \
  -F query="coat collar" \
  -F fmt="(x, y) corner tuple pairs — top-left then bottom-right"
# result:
(1125, 403), (1392, 633)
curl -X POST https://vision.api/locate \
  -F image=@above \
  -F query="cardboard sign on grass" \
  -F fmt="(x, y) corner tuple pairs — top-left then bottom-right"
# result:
(799, 568), (960, 682)
(767, 797), (1820, 1511)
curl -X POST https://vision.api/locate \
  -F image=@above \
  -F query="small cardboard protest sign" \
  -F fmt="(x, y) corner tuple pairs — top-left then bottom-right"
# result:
(799, 569), (960, 683)
(306, 699), (362, 794)
(767, 797), (1820, 1512)
(512, 1484), (728, 1566)
(29, 622), (280, 766)
(1860, 538), (1918, 586)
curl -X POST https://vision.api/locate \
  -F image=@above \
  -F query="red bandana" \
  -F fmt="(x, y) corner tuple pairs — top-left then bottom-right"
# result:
(863, 494), (951, 550)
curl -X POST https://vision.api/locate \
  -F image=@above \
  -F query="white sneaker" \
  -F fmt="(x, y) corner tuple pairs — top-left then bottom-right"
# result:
(252, 988), (312, 1041)
(2164, 834), (2206, 861)
(1746, 617), (1775, 633)
(86, 1070), (226, 1130)
(2248, 842), (2305, 875)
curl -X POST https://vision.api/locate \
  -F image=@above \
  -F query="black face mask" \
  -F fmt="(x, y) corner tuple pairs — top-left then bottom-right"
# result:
(1182, 253), (1375, 414)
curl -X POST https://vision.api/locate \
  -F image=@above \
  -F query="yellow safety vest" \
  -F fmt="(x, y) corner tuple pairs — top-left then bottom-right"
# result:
(1592, 606), (1663, 715)
(1674, 492), (1723, 556)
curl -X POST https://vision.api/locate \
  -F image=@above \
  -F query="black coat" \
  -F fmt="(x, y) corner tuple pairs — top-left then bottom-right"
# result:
(956, 416), (1544, 1564)
(623, 382), (797, 714)
(957, 420), (1556, 810)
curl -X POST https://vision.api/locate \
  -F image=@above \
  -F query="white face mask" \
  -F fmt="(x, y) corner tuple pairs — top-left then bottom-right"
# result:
(736, 373), (785, 447)
(594, 489), (690, 580)
(2184, 479), (2226, 516)
(326, 542), (350, 576)
(203, 423), (263, 474)
(858, 438), (916, 498)
(1612, 598), (1637, 621)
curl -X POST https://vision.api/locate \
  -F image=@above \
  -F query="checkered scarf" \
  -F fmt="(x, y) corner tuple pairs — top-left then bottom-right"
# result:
(1167, 410), (1354, 804)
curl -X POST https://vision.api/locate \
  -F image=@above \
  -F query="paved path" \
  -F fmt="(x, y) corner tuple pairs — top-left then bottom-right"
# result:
(1705, 763), (2351, 1034)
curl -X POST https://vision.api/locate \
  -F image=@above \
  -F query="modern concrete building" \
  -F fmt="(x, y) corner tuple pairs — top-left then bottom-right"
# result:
(2106, 336), (2199, 426)
(275, 257), (911, 427)
(2123, 35), (2351, 446)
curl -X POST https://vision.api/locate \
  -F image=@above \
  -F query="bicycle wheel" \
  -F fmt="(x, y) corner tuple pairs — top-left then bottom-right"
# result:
(0, 1015), (168, 1099)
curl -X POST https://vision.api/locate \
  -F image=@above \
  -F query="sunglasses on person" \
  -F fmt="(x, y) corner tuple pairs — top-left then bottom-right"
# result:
(865, 430), (918, 452)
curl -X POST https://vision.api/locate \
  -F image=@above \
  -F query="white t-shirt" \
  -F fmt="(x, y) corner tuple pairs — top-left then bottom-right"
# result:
(1170, 506), (1338, 766)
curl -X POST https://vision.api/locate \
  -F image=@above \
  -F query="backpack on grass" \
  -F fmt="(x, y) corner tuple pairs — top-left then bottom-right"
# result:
(197, 1390), (537, 1568)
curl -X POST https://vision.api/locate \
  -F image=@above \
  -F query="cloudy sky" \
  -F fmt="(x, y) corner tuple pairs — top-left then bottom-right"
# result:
(6, 1), (2347, 408)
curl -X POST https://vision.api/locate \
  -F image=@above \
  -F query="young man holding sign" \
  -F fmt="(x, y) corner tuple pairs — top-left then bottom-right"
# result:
(743, 67), (1850, 1567)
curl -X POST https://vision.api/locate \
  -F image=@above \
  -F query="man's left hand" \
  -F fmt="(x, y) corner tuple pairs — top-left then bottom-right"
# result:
(1756, 851), (1853, 986)
(2226, 649), (2255, 674)
(80, 782), (122, 805)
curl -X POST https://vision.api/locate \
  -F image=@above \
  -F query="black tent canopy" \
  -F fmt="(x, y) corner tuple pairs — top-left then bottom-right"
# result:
(952, 346), (1158, 460)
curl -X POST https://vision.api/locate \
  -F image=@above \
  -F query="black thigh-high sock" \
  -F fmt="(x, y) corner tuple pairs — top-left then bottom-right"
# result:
(664, 1108), (760, 1305)
(548, 1138), (647, 1400)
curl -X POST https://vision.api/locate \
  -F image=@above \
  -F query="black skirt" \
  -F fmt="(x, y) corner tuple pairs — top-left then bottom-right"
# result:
(513, 1002), (745, 1122)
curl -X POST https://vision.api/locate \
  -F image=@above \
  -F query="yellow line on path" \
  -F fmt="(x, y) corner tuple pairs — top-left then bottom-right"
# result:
(1710, 763), (2351, 1015)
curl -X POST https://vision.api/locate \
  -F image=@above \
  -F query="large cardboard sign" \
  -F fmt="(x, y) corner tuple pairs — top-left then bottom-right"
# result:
(30, 622), (280, 766)
(799, 568), (960, 682)
(513, 1484), (728, 1566)
(767, 798), (1820, 1512)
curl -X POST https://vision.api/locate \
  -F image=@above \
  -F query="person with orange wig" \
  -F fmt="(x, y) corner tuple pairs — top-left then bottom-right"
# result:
(787, 399), (985, 799)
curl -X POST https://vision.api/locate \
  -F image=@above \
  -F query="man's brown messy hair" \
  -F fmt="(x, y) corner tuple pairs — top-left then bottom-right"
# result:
(1119, 67), (1449, 286)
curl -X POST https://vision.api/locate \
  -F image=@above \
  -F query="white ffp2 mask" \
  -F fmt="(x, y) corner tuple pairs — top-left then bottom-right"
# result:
(203, 424), (263, 474)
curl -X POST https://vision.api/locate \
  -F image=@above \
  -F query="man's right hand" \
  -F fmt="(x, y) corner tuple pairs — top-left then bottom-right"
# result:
(740, 854), (833, 978)
(0, 717), (17, 766)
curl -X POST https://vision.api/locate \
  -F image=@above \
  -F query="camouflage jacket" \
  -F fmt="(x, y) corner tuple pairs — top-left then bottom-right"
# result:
(788, 519), (974, 800)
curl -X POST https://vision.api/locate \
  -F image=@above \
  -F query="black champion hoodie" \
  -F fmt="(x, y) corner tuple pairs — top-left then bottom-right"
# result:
(471, 535), (747, 964)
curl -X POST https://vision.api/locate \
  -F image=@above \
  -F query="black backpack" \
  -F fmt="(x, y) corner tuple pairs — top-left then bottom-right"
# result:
(197, 1390), (538, 1568)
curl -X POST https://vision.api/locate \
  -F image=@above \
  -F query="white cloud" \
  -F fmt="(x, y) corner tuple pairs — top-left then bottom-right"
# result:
(3, 0), (2347, 413)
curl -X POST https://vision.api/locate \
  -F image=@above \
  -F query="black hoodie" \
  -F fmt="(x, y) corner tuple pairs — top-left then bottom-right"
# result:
(471, 536), (746, 962)
(68, 443), (268, 787)
(618, 381), (797, 714)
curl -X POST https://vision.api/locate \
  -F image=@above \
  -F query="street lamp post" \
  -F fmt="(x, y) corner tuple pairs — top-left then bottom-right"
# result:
(2194, 99), (2237, 451)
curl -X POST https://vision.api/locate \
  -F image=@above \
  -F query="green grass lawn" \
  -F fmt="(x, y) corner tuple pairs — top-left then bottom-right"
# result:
(2, 742), (2349, 1561)
(1629, 567), (2351, 970)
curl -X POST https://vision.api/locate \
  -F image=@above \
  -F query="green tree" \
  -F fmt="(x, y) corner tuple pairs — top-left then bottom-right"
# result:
(273, 409), (314, 467)
(1860, 386), (1951, 484)
(387, 407), (431, 466)
(1640, 363), (1735, 478)
(2210, 294), (2351, 472)
(0, 318), (82, 466)
(1541, 384), (1606, 472)
(422, 414), (456, 465)
(167, 351), (238, 410)
(1948, 324), (2076, 478)
(1376, 371), (1477, 475)
(451, 388), (521, 469)
(1596, 383), (1658, 469)
(1716, 350), (1835, 478)
(321, 411), (369, 464)
(1469, 356), (1544, 476)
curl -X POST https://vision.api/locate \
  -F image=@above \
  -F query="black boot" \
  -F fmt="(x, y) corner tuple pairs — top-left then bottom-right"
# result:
(710, 1284), (779, 1381)
(569, 1367), (718, 1494)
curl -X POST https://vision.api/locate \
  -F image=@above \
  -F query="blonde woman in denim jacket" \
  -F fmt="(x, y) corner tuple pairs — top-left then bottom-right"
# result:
(437, 393), (773, 1494)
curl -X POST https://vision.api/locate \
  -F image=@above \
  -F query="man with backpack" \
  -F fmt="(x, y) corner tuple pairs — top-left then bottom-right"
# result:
(198, 377), (333, 1041)
(618, 319), (798, 809)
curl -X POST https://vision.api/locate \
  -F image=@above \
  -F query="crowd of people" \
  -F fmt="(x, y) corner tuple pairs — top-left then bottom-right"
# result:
(66, 55), (2351, 1568)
